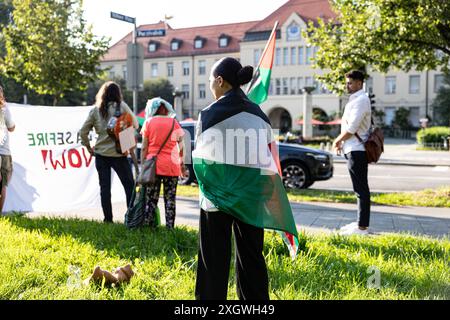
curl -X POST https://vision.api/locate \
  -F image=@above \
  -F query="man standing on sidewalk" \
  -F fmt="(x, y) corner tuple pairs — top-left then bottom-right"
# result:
(333, 70), (372, 235)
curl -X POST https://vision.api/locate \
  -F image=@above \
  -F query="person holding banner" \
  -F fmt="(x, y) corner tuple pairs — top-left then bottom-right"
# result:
(0, 86), (15, 214)
(140, 97), (185, 229)
(80, 81), (139, 223)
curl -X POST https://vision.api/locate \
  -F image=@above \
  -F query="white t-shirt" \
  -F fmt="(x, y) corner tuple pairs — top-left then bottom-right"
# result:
(0, 104), (15, 155)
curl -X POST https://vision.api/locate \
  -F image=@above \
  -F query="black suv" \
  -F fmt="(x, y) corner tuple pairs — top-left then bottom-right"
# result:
(179, 121), (333, 189)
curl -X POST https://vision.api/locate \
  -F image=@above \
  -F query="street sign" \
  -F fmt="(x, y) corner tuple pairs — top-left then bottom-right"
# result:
(137, 29), (166, 37)
(110, 12), (135, 24)
(126, 43), (144, 92)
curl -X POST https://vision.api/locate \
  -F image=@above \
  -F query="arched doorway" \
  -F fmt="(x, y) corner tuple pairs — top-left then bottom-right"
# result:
(268, 107), (292, 133)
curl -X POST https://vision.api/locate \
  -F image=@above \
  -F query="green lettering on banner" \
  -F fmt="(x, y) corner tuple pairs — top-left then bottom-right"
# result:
(27, 133), (36, 146)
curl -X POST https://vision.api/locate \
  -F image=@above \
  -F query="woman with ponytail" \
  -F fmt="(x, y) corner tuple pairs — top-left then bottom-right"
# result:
(193, 57), (271, 300)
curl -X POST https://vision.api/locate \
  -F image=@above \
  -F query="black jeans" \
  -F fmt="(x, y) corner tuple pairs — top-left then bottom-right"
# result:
(345, 151), (371, 228)
(95, 154), (134, 222)
(195, 209), (269, 300)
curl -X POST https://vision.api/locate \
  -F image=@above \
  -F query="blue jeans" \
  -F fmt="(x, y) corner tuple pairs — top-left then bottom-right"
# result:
(95, 154), (134, 222)
(345, 151), (371, 228)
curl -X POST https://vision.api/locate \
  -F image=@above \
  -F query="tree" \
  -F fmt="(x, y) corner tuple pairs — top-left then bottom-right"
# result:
(392, 107), (411, 130)
(137, 79), (175, 113)
(431, 73), (450, 126)
(305, 0), (450, 93)
(0, 0), (110, 105)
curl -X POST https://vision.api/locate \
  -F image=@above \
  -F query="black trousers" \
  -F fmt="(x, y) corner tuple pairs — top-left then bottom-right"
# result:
(345, 151), (371, 228)
(195, 209), (269, 300)
(95, 154), (134, 222)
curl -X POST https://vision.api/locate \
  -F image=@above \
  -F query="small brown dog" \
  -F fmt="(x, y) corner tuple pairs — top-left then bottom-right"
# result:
(84, 264), (134, 286)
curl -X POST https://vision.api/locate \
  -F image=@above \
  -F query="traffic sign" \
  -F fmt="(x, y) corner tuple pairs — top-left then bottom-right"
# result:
(137, 29), (166, 37)
(110, 12), (135, 24)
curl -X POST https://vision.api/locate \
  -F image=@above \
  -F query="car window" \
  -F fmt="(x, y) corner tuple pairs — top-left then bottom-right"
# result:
(182, 124), (195, 142)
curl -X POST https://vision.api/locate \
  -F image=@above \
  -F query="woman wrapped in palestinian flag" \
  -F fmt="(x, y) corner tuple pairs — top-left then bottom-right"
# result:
(193, 57), (299, 300)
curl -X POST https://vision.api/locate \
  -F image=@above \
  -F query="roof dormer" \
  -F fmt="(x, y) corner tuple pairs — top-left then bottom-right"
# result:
(218, 34), (230, 48)
(148, 40), (160, 52)
(194, 36), (206, 49)
(170, 38), (183, 51)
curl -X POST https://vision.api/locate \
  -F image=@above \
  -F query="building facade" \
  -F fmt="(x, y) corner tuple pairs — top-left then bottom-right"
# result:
(100, 0), (446, 131)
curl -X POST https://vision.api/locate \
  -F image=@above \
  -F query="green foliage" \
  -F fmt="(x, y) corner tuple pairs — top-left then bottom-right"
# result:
(0, 216), (448, 299)
(137, 79), (175, 113)
(392, 107), (411, 129)
(431, 73), (450, 126)
(416, 126), (450, 144)
(0, 0), (110, 105)
(305, 0), (450, 94)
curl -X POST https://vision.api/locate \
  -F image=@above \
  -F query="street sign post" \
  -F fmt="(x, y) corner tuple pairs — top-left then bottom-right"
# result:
(110, 11), (140, 113)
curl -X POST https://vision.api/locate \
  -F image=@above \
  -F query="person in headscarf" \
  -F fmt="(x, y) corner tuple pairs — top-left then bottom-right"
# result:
(140, 97), (185, 229)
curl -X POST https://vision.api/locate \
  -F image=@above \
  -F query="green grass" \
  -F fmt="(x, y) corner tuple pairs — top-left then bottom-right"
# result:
(177, 185), (450, 208)
(0, 215), (449, 300)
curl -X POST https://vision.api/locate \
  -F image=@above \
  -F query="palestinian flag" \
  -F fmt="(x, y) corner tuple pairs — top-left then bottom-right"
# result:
(192, 89), (299, 259)
(246, 21), (278, 105)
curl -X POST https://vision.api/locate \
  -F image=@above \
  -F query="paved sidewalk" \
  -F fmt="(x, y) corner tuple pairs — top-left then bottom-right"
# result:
(332, 138), (450, 166)
(24, 196), (450, 239)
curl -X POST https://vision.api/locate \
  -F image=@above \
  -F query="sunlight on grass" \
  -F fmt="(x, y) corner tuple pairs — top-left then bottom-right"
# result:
(0, 216), (448, 300)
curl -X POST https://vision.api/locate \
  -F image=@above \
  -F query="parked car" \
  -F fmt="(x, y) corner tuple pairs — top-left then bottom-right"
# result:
(179, 121), (333, 189)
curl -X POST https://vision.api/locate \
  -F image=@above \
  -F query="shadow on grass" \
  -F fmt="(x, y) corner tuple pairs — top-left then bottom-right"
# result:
(264, 233), (450, 299)
(3, 215), (199, 262)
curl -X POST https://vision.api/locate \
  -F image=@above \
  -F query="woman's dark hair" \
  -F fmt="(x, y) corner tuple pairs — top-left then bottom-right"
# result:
(95, 81), (123, 119)
(345, 70), (365, 82)
(0, 85), (5, 107)
(213, 57), (254, 88)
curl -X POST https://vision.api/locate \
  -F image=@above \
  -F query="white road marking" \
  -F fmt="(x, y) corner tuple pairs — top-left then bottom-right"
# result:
(432, 166), (449, 172)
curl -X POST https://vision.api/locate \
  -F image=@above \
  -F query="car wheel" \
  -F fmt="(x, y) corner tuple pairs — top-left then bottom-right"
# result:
(281, 161), (311, 189)
(178, 165), (194, 185)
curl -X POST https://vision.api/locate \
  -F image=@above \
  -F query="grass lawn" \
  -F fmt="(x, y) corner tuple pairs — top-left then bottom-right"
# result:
(177, 185), (450, 208)
(0, 215), (448, 300)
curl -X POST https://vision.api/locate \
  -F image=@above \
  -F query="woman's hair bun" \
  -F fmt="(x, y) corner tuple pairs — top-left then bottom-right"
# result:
(237, 66), (254, 86)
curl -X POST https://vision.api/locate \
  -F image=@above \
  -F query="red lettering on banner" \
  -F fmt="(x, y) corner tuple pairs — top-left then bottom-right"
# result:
(41, 147), (94, 170)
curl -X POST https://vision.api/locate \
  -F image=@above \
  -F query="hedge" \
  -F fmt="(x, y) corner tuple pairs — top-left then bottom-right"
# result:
(416, 126), (450, 144)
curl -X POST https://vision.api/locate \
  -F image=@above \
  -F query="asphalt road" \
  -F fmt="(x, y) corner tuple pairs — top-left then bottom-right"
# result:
(312, 163), (450, 192)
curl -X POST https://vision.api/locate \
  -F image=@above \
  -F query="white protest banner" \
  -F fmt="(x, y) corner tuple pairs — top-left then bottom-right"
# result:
(4, 103), (128, 213)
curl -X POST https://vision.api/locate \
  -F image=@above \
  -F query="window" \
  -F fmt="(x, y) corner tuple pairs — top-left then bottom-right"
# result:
(275, 48), (281, 66)
(287, 22), (301, 41)
(166, 63), (174, 77)
(366, 77), (374, 94)
(148, 42), (158, 52)
(181, 84), (190, 99)
(298, 46), (304, 65)
(151, 63), (158, 77)
(408, 107), (420, 127)
(198, 60), (206, 75)
(219, 35), (229, 47)
(283, 48), (289, 65)
(182, 61), (190, 76)
(305, 76), (313, 87)
(297, 77), (304, 94)
(290, 47), (296, 65)
(275, 78), (281, 95)
(171, 40), (180, 51)
(122, 65), (127, 80)
(385, 76), (396, 94)
(290, 77), (297, 95)
(306, 47), (313, 65)
(199, 84), (206, 99)
(253, 49), (261, 66)
(384, 107), (395, 125)
(282, 78), (288, 95)
(269, 80), (274, 95)
(434, 74), (445, 93)
(409, 75), (420, 94)
(109, 71), (115, 79)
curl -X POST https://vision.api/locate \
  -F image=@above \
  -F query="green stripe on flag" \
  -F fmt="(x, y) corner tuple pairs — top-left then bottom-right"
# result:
(193, 158), (298, 239)
(247, 68), (272, 105)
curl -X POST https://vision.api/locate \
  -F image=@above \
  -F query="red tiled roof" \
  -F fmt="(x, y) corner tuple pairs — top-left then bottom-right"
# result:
(102, 21), (257, 62)
(247, 0), (336, 33)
